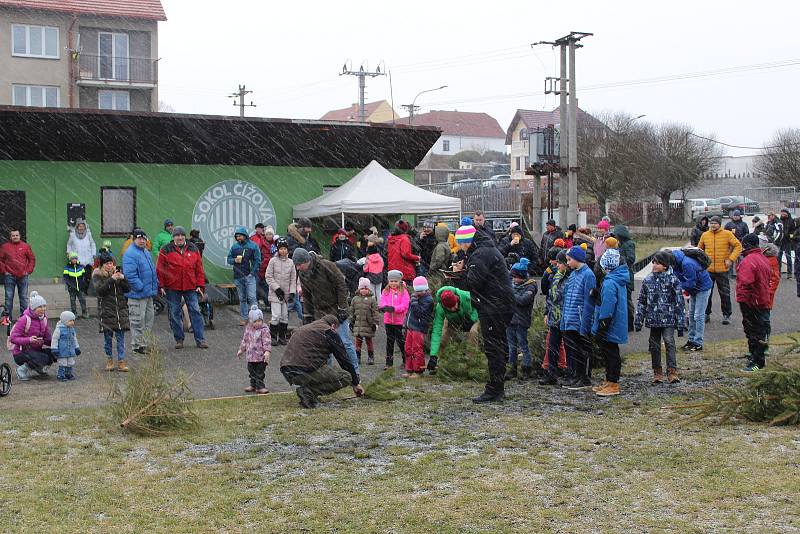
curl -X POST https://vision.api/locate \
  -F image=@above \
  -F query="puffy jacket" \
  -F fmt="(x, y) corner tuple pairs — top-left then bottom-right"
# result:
(546, 268), (569, 326)
(407, 291), (433, 333)
(51, 321), (79, 359)
(634, 269), (685, 331)
(725, 219), (750, 242)
(560, 263), (596, 336)
(297, 254), (349, 321)
(671, 250), (712, 295)
(387, 231), (420, 281)
(227, 229), (261, 279)
(380, 284), (410, 326)
(265, 255), (297, 304)
(591, 264), (630, 344)
(463, 227), (514, 318)
(153, 229), (172, 256)
(613, 225), (635, 287)
(540, 228), (564, 264)
(762, 244), (780, 309)
(510, 279), (538, 327)
(362, 252), (384, 286)
(67, 226), (96, 265)
(736, 247), (772, 309)
(238, 322), (272, 363)
(330, 232), (357, 262)
(0, 241), (35, 278)
(499, 233), (540, 275)
(62, 262), (88, 292)
(430, 286), (478, 356)
(157, 241), (205, 291)
(698, 228), (743, 273)
(122, 243), (158, 299)
(92, 268), (131, 331)
(9, 307), (51, 356)
(286, 223), (321, 255)
(348, 291), (381, 337)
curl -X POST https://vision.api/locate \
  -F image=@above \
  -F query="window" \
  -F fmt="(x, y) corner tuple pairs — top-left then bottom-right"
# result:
(12, 85), (59, 107)
(98, 32), (129, 81)
(101, 187), (136, 236)
(519, 128), (528, 141)
(11, 24), (59, 58)
(515, 156), (521, 171)
(98, 90), (130, 111)
(442, 139), (450, 152)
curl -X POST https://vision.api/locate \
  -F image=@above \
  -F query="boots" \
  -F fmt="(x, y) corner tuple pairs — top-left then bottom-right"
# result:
(504, 363), (518, 381)
(57, 366), (67, 381)
(667, 368), (680, 384)
(65, 367), (75, 381)
(356, 350), (362, 364)
(15, 363), (30, 381)
(367, 352), (375, 365)
(653, 367), (664, 384)
(278, 322), (289, 345)
(269, 324), (278, 345)
(105, 358), (115, 372)
(426, 355), (438, 375)
(384, 357), (393, 370)
(592, 380), (609, 392)
(118, 360), (129, 372)
(596, 381), (620, 396)
(520, 366), (533, 380)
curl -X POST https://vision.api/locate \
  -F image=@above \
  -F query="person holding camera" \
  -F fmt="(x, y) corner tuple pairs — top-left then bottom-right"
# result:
(92, 253), (131, 372)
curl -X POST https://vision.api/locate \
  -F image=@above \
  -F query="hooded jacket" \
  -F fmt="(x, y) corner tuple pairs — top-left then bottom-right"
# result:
(92, 267), (131, 332)
(499, 228), (540, 274)
(762, 244), (781, 309)
(430, 286), (478, 357)
(67, 224), (96, 265)
(613, 225), (635, 288)
(348, 290), (381, 337)
(330, 230), (357, 262)
(724, 218), (750, 242)
(63, 261), (88, 292)
(154, 228), (172, 256)
(157, 241), (205, 291)
(546, 268), (569, 326)
(735, 247), (772, 309)
(265, 254), (297, 304)
(238, 321), (272, 363)
(51, 320), (80, 359)
(286, 223), (321, 255)
(634, 268), (686, 331)
(0, 240), (35, 278)
(122, 242), (158, 299)
(297, 253), (349, 321)
(407, 291), (434, 333)
(671, 249), (712, 295)
(690, 219), (709, 247)
(9, 307), (51, 356)
(280, 317), (359, 386)
(560, 263), (596, 336)
(463, 226), (514, 318)
(510, 278), (538, 327)
(698, 227), (742, 273)
(591, 263), (630, 344)
(226, 227), (262, 279)
(387, 230), (420, 281)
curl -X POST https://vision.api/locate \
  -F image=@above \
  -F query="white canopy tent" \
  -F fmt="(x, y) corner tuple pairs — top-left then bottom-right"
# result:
(293, 160), (462, 226)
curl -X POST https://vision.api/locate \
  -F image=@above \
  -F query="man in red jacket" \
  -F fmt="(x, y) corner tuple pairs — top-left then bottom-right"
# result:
(736, 233), (772, 371)
(387, 220), (420, 284)
(156, 226), (209, 349)
(250, 223), (274, 306)
(0, 229), (36, 325)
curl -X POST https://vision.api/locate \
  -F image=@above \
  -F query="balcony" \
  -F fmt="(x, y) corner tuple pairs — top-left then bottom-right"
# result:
(76, 54), (157, 87)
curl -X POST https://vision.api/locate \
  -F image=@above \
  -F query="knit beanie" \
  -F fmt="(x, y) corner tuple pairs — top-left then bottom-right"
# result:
(248, 304), (263, 323)
(604, 236), (619, 249)
(653, 250), (673, 268)
(599, 248), (621, 271)
(547, 246), (562, 261)
(67, 251), (79, 261)
(264, 225), (274, 235)
(60, 310), (76, 323)
(292, 247), (311, 265)
(164, 218), (174, 228)
(742, 233), (760, 250)
(455, 225), (476, 244)
(553, 238), (566, 248)
(460, 216), (474, 226)
(29, 291), (46, 310)
(567, 245), (586, 263)
(358, 277), (371, 290)
(440, 289), (459, 309)
(556, 251), (568, 265)
(387, 269), (403, 281)
(173, 225), (187, 236)
(98, 252), (114, 265)
(395, 220), (410, 233)
(597, 220), (610, 232)
(412, 276), (429, 292)
(102, 240), (112, 249)
(709, 216), (722, 224)
(511, 257), (529, 277)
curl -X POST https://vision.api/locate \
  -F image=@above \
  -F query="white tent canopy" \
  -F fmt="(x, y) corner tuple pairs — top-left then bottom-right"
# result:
(293, 160), (462, 219)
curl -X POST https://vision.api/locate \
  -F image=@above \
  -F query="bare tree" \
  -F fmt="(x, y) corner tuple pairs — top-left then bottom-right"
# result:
(158, 100), (176, 113)
(756, 128), (800, 187)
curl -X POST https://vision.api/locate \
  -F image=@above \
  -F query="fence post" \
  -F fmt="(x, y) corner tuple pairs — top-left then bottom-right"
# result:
(641, 201), (648, 226)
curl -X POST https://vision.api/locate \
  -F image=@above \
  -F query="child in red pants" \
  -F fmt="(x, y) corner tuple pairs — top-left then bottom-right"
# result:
(403, 276), (434, 377)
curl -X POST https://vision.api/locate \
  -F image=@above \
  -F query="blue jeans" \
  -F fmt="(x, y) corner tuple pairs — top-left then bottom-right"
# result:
(506, 324), (532, 367)
(337, 319), (359, 375)
(291, 295), (303, 319)
(688, 288), (711, 347)
(778, 241), (793, 275)
(4, 274), (28, 317)
(103, 329), (126, 360)
(165, 289), (205, 343)
(234, 275), (257, 320)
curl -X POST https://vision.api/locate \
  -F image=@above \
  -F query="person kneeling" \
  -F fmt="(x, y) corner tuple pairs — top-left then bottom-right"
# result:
(280, 315), (363, 408)
(591, 249), (629, 397)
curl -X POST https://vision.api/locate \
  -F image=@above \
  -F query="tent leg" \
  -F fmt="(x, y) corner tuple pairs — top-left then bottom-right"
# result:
(341, 212), (345, 229)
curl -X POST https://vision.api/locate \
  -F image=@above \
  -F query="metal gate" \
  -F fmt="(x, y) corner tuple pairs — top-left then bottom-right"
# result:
(743, 186), (798, 216)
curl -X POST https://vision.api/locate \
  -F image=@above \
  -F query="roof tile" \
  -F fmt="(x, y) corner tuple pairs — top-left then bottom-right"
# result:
(390, 110), (504, 138)
(0, 0), (166, 21)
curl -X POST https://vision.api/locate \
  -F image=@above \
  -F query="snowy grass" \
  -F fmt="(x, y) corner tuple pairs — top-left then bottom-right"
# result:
(1, 334), (799, 533)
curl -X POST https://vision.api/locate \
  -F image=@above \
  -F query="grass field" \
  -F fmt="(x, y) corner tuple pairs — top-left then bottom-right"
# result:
(1, 334), (799, 533)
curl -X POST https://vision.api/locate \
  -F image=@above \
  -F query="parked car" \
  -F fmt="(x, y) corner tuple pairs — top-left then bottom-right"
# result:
(689, 198), (724, 220)
(717, 195), (759, 215)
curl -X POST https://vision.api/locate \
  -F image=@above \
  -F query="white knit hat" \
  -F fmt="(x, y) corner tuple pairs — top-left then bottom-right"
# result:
(248, 304), (263, 323)
(29, 291), (46, 310)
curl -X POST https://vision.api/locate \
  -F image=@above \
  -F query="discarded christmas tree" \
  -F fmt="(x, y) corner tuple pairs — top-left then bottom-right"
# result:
(363, 368), (404, 401)
(110, 342), (198, 436)
(666, 364), (800, 426)
(527, 304), (547, 368)
(437, 331), (488, 382)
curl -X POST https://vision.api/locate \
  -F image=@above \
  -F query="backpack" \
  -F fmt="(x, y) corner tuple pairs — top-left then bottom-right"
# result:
(6, 314), (32, 352)
(682, 247), (711, 270)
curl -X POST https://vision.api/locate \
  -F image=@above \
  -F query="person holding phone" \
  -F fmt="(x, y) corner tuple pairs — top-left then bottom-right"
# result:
(9, 291), (54, 381)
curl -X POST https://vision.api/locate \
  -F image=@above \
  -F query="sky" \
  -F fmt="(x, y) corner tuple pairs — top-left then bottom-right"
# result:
(157, 0), (800, 157)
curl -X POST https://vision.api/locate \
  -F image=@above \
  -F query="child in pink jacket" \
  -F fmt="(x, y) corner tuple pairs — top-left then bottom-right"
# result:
(361, 243), (385, 297)
(236, 305), (272, 394)
(378, 269), (409, 369)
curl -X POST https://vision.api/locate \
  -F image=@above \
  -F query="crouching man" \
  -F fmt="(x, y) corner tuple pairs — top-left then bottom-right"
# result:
(280, 314), (364, 408)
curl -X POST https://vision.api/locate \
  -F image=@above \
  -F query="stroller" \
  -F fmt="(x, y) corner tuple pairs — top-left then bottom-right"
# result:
(1, 306), (13, 396)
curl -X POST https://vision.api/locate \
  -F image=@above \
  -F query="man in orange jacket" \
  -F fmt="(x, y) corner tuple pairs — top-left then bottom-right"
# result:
(699, 216), (742, 325)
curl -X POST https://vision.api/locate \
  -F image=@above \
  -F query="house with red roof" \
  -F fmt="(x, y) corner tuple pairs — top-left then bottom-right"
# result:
(320, 100), (398, 123)
(0, 0), (166, 111)
(392, 110), (506, 156)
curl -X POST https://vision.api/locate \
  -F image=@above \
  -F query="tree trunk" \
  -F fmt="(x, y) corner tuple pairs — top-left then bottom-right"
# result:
(659, 193), (672, 226)
(597, 196), (607, 217)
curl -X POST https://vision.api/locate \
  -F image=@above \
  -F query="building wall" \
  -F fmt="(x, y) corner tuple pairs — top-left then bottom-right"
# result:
(367, 101), (398, 123)
(432, 135), (505, 156)
(0, 161), (412, 282)
(508, 121), (529, 180)
(78, 86), (152, 111)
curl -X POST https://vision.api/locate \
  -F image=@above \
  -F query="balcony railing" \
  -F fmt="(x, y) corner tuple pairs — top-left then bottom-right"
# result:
(77, 54), (156, 84)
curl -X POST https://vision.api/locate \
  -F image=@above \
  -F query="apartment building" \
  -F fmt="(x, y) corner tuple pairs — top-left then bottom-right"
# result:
(0, 0), (166, 112)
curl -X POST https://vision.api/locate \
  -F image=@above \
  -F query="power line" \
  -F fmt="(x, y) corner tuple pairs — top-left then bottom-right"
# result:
(688, 132), (800, 151)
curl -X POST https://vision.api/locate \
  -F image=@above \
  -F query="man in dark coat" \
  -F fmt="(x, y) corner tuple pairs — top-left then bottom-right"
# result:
(539, 220), (564, 267)
(690, 217), (709, 247)
(498, 226), (540, 276)
(778, 208), (795, 279)
(286, 217), (321, 256)
(452, 223), (514, 403)
(335, 258), (361, 297)
(415, 220), (438, 273)
(280, 315), (364, 408)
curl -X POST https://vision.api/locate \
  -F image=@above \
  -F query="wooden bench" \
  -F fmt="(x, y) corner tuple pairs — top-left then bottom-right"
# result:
(214, 284), (239, 305)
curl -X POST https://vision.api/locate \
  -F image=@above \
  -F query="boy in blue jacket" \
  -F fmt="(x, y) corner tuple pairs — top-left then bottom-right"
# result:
(671, 249), (712, 352)
(504, 258), (538, 381)
(560, 246), (596, 390)
(51, 310), (80, 381)
(63, 251), (89, 319)
(227, 226), (262, 325)
(404, 276), (434, 378)
(591, 249), (629, 396)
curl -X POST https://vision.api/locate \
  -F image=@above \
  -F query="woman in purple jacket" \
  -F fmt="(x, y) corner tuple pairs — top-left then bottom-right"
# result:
(10, 291), (54, 381)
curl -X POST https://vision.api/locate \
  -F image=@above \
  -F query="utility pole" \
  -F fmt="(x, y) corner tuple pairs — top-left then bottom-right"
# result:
(228, 84), (256, 118)
(340, 63), (385, 122)
(533, 31), (592, 228)
(401, 104), (420, 125)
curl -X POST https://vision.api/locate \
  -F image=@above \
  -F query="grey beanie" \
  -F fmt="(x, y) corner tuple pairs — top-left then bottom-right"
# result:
(292, 247), (311, 265)
(60, 310), (76, 323)
(172, 225), (187, 236)
(387, 269), (403, 281)
(29, 291), (46, 310)
(248, 304), (263, 323)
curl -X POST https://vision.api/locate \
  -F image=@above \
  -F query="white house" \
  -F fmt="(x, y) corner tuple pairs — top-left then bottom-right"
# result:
(390, 110), (506, 156)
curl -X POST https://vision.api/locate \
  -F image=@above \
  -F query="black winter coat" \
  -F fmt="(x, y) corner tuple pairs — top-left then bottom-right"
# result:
(510, 279), (537, 327)
(416, 233), (438, 268)
(92, 270), (131, 332)
(461, 228), (514, 318)
(330, 240), (357, 262)
(335, 259), (361, 297)
(498, 235), (540, 275)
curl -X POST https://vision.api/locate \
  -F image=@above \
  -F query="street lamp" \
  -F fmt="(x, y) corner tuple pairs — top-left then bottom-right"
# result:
(408, 85), (447, 125)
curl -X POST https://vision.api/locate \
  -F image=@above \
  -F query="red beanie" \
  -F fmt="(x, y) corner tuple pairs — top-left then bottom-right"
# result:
(396, 220), (410, 233)
(440, 290), (459, 309)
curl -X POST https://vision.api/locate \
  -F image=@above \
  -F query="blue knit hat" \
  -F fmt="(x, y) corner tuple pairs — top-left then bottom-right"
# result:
(460, 216), (473, 226)
(600, 248), (621, 271)
(511, 257), (529, 277)
(566, 245), (586, 263)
